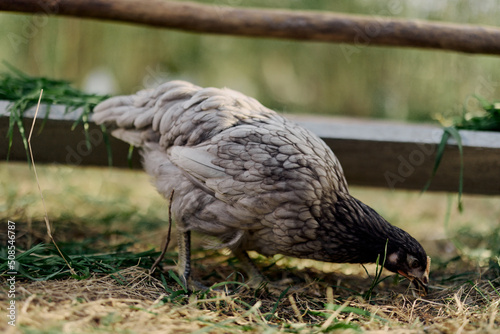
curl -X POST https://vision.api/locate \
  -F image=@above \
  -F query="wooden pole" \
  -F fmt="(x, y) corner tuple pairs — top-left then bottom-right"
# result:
(1, 0), (500, 55)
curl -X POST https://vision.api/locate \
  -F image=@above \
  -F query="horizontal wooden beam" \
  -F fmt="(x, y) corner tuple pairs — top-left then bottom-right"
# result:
(1, 0), (500, 55)
(1, 102), (500, 195)
(286, 115), (500, 195)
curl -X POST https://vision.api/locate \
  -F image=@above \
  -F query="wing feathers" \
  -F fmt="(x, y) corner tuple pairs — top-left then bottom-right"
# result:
(169, 147), (226, 180)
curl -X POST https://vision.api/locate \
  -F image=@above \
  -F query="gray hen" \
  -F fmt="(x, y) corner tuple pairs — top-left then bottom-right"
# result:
(93, 81), (430, 293)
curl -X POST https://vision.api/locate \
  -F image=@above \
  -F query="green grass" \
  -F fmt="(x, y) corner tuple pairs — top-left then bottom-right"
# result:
(0, 63), (108, 164)
(453, 95), (500, 131)
(361, 240), (390, 301)
(0, 241), (163, 281)
(425, 96), (499, 211)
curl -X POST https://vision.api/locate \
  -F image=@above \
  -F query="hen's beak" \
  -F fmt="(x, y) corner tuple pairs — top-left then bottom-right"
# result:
(414, 275), (429, 295)
(398, 256), (431, 296)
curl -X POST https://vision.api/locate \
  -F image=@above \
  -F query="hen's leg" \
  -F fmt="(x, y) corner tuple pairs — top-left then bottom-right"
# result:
(177, 230), (191, 290)
(176, 230), (209, 292)
(233, 249), (296, 293)
(233, 249), (267, 288)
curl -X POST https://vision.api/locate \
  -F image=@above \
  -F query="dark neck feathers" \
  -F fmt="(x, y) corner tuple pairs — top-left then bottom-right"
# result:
(316, 195), (411, 264)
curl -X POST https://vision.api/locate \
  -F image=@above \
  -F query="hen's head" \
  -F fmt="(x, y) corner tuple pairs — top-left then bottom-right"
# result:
(362, 204), (431, 295)
(384, 240), (430, 295)
(321, 195), (430, 295)
(363, 206), (430, 295)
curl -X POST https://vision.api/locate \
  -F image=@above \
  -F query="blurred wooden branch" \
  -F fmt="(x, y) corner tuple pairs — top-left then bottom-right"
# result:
(2, 0), (500, 55)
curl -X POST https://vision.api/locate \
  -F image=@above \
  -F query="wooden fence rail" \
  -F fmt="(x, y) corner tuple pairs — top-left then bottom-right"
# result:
(1, 0), (500, 55)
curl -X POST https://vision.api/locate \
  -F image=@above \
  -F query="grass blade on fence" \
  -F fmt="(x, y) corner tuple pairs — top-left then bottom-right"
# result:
(100, 124), (113, 167)
(0, 63), (109, 163)
(422, 127), (464, 211)
(422, 129), (450, 194)
(128, 145), (135, 169)
(444, 127), (464, 211)
(28, 90), (76, 276)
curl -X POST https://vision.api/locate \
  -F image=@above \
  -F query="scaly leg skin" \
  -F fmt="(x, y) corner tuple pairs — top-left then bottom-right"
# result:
(176, 230), (191, 291)
(176, 230), (209, 292)
(233, 249), (267, 289)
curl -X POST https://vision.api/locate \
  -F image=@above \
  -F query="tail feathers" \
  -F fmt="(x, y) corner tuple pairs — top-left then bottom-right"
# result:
(110, 128), (161, 148)
(92, 80), (272, 150)
(93, 98), (150, 129)
(110, 129), (144, 147)
(92, 81), (201, 130)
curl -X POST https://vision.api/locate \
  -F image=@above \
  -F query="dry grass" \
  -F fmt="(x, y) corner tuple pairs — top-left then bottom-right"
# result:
(1, 263), (499, 333)
(1, 162), (499, 333)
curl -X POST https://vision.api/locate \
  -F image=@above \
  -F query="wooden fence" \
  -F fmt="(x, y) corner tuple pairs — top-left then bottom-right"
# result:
(2, 103), (499, 195)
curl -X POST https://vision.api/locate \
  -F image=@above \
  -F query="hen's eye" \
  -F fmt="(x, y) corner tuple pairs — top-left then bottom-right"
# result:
(407, 254), (420, 269)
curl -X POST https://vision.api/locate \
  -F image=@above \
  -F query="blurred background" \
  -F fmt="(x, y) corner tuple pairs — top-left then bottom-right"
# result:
(1, 0), (499, 269)
(0, 0), (499, 122)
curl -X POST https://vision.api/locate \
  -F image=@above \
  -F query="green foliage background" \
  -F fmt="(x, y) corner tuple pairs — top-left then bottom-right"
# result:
(0, 0), (499, 122)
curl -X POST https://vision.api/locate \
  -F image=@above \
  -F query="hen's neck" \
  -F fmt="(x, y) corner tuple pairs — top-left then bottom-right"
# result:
(315, 195), (402, 264)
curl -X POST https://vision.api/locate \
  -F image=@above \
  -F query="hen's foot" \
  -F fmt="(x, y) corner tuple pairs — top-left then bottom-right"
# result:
(232, 250), (299, 295)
